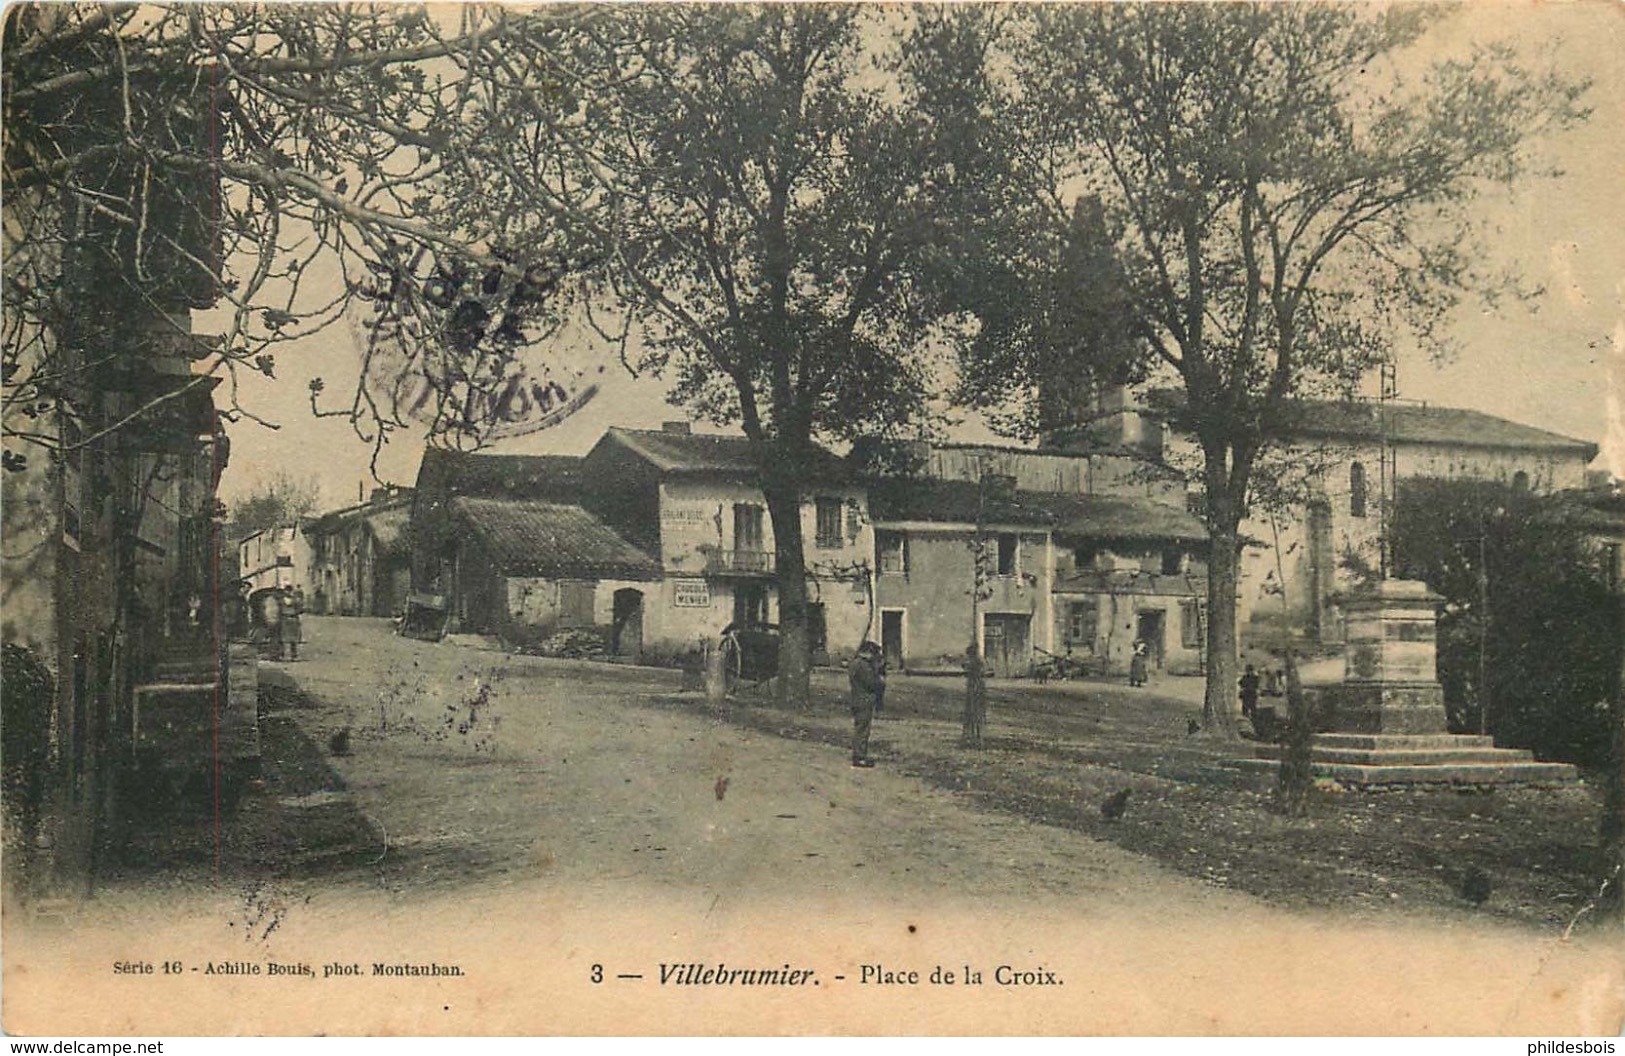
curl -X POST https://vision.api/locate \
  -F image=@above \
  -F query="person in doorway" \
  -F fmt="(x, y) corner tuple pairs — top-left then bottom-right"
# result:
(1129, 638), (1149, 687)
(1239, 663), (1262, 719)
(848, 641), (884, 768)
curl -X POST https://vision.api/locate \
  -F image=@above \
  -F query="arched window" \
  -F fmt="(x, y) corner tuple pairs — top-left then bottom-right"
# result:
(1349, 462), (1368, 519)
(1512, 470), (1530, 492)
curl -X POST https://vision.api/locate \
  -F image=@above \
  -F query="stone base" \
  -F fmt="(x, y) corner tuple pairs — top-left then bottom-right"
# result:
(1236, 733), (1579, 787)
(1304, 682), (1448, 735)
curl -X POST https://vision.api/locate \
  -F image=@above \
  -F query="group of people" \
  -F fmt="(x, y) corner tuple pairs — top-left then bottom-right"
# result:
(1238, 663), (1287, 718)
(225, 582), (306, 661)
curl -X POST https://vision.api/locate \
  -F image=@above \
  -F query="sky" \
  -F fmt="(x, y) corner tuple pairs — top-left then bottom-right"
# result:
(209, 0), (1625, 515)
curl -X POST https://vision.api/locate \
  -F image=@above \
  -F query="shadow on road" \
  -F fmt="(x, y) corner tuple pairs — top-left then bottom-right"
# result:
(103, 677), (383, 887)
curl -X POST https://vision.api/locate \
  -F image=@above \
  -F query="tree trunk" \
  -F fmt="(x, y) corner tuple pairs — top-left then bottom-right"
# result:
(1202, 524), (1241, 736)
(963, 649), (986, 748)
(763, 482), (812, 710)
(1275, 651), (1313, 817)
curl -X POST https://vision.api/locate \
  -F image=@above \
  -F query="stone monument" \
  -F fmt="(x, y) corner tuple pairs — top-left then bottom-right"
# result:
(1239, 578), (1578, 786)
(1323, 578), (1450, 733)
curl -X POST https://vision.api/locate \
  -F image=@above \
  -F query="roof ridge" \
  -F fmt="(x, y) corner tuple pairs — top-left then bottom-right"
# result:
(452, 495), (588, 510)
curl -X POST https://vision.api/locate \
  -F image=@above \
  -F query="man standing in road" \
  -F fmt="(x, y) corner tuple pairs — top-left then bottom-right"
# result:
(848, 641), (884, 768)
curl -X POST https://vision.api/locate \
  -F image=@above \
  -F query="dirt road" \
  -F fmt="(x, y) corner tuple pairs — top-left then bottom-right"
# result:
(7, 617), (1621, 1036)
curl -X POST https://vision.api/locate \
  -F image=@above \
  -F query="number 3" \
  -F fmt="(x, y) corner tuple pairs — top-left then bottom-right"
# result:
(591, 964), (603, 984)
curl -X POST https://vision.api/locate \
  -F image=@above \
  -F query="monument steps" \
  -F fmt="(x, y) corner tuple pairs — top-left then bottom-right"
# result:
(1255, 744), (1532, 766)
(1233, 579), (1584, 787)
(1238, 730), (1580, 786)
(1230, 752), (1579, 787)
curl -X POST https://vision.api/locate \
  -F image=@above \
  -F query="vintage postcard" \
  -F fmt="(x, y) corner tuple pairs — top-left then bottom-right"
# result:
(3, 0), (1623, 1038)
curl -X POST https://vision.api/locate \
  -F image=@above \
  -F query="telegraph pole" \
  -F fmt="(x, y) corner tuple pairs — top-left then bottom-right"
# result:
(1378, 361), (1398, 579)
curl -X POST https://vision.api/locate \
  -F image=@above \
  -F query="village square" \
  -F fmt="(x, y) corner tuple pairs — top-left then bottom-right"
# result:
(4, 1), (1625, 1037)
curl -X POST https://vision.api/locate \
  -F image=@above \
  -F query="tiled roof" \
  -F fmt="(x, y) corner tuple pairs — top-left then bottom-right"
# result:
(366, 508), (409, 558)
(1040, 492), (1209, 544)
(1281, 401), (1595, 456)
(604, 428), (852, 481)
(866, 477), (1207, 543)
(450, 497), (660, 579)
(865, 477), (1058, 527)
(307, 493), (413, 535)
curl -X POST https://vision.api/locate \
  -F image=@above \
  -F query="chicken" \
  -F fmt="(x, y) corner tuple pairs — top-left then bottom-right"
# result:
(1100, 788), (1132, 821)
(1460, 865), (1493, 906)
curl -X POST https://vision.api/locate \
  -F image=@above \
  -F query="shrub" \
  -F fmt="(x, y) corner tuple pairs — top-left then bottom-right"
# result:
(1393, 479), (1621, 767)
(2, 642), (54, 845)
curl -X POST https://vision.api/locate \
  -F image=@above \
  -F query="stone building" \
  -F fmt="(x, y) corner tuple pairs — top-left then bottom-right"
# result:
(861, 444), (1208, 678)
(410, 425), (877, 662)
(1228, 400), (1600, 644)
(304, 488), (413, 617)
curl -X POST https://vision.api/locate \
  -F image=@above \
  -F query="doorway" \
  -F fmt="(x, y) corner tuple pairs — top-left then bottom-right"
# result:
(983, 613), (1031, 678)
(880, 610), (905, 671)
(612, 588), (644, 658)
(1135, 610), (1166, 670)
(732, 583), (769, 626)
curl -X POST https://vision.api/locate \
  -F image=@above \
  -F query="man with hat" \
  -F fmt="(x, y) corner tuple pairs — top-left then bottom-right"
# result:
(848, 640), (885, 768)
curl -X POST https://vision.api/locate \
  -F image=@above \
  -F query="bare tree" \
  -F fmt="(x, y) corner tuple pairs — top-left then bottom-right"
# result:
(223, 470), (321, 541)
(3, 3), (586, 472)
(953, 5), (1589, 732)
(438, 6), (1006, 706)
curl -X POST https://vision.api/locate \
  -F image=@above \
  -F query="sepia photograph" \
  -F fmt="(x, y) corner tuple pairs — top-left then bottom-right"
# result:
(2, 0), (1623, 1038)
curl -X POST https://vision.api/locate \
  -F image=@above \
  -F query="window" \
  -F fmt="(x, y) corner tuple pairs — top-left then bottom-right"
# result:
(876, 530), (908, 575)
(1068, 599), (1098, 646)
(1073, 545), (1098, 570)
(807, 602), (828, 656)
(732, 503), (765, 552)
(815, 496), (843, 549)
(1512, 470), (1530, 492)
(996, 533), (1018, 576)
(1161, 548), (1182, 576)
(559, 581), (596, 628)
(1349, 462), (1368, 519)
(733, 583), (769, 625)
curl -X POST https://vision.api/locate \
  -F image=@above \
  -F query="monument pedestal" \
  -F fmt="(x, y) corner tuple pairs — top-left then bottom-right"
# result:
(1236, 579), (1578, 787)
(1331, 578), (1449, 733)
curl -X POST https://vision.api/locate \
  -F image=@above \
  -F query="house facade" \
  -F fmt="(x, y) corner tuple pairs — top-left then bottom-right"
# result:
(1228, 401), (1600, 643)
(578, 426), (877, 661)
(1, 85), (232, 888)
(411, 425), (878, 662)
(863, 452), (1209, 678)
(1067, 385), (1601, 649)
(237, 524), (312, 595)
(304, 488), (412, 617)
